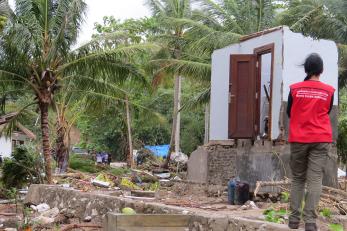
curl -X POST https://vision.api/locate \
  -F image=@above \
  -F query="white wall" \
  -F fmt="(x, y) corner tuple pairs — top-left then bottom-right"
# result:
(210, 29), (283, 140)
(283, 27), (338, 105)
(0, 136), (12, 158)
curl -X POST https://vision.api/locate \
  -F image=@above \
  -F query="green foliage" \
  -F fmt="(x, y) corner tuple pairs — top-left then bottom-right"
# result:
(148, 181), (160, 191)
(263, 208), (287, 224)
(329, 224), (344, 231)
(94, 16), (159, 43)
(1, 145), (43, 188)
(338, 88), (347, 164)
(109, 167), (130, 176)
(281, 192), (290, 203)
(120, 178), (141, 190)
(320, 208), (332, 218)
(69, 154), (99, 173)
(0, 15), (6, 31)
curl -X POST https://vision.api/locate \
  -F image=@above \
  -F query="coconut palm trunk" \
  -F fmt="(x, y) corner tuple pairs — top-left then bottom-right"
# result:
(164, 75), (180, 168)
(40, 102), (52, 184)
(175, 76), (182, 155)
(125, 95), (133, 168)
(56, 115), (69, 173)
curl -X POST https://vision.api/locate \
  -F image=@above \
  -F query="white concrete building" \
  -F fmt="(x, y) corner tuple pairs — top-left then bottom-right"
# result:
(0, 113), (36, 158)
(209, 26), (338, 141)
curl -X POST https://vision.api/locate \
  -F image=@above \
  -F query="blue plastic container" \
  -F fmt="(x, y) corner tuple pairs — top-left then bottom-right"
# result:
(228, 178), (237, 205)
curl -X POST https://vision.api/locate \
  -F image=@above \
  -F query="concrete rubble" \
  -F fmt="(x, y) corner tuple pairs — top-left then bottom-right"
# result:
(22, 184), (347, 231)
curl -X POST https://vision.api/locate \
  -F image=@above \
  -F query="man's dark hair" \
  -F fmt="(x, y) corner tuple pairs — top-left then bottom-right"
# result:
(303, 53), (324, 81)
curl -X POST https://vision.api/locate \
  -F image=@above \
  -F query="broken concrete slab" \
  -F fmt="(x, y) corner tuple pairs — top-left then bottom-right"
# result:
(25, 184), (310, 231)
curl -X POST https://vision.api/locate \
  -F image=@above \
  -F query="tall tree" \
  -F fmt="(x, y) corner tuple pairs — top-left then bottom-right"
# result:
(0, 0), (155, 182)
(147, 0), (194, 167)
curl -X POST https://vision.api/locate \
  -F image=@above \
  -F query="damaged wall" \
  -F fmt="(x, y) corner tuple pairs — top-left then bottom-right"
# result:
(188, 142), (338, 191)
(210, 29), (283, 140)
(209, 26), (339, 141)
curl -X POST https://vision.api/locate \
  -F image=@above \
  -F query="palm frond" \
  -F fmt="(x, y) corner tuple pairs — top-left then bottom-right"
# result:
(60, 43), (160, 74)
(180, 86), (210, 111)
(151, 58), (211, 82)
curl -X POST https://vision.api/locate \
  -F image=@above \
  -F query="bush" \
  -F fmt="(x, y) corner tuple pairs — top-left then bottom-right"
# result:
(69, 154), (99, 173)
(1, 145), (44, 188)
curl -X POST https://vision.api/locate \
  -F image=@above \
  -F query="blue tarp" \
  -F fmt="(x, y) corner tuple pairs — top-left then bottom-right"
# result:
(144, 145), (170, 158)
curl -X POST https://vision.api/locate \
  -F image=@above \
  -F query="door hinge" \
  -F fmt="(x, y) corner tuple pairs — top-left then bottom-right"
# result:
(256, 61), (259, 68)
(255, 92), (258, 99)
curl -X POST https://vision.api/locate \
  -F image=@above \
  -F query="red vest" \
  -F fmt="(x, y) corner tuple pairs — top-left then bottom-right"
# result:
(289, 80), (335, 143)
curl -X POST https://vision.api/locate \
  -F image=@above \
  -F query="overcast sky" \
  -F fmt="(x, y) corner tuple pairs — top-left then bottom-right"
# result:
(78, 0), (150, 45)
(9, 0), (151, 46)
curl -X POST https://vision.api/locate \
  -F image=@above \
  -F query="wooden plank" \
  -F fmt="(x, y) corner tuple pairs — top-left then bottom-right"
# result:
(116, 214), (191, 227)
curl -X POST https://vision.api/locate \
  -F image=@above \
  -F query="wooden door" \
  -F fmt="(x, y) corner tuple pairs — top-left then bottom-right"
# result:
(228, 54), (256, 139)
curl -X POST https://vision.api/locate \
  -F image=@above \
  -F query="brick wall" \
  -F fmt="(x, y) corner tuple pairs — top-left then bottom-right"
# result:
(207, 145), (237, 185)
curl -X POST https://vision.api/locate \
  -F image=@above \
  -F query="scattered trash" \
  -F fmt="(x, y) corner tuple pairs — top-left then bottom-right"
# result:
(182, 210), (189, 215)
(110, 162), (128, 168)
(33, 207), (59, 225)
(173, 176), (182, 181)
(40, 207), (59, 218)
(154, 172), (170, 179)
(84, 215), (92, 222)
(36, 203), (50, 213)
(121, 207), (136, 215)
(120, 178), (141, 190)
(30, 205), (37, 211)
(170, 152), (188, 164)
(159, 179), (174, 187)
(61, 184), (70, 188)
(33, 215), (55, 225)
(131, 169), (157, 183)
(338, 168), (346, 178)
(91, 179), (111, 188)
(239, 201), (259, 210)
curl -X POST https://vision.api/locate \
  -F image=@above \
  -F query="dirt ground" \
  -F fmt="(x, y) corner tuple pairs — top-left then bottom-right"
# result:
(0, 165), (346, 230)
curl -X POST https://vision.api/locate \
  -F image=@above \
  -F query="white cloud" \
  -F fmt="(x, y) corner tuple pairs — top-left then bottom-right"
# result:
(78, 0), (150, 45)
(8, 0), (151, 46)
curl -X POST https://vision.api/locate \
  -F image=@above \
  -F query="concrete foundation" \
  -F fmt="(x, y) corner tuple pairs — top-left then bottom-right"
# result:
(188, 141), (338, 191)
(24, 184), (324, 231)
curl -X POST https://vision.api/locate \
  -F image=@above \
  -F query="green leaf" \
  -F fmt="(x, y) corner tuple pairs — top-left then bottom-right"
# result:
(320, 208), (332, 218)
(329, 224), (344, 231)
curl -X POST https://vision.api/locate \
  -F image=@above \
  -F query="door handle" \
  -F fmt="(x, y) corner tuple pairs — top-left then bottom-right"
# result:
(229, 94), (235, 103)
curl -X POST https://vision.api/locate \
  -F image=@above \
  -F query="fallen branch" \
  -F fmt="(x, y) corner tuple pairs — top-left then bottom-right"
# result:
(53, 173), (83, 179)
(254, 180), (347, 199)
(322, 186), (347, 198)
(254, 180), (290, 196)
(320, 193), (341, 203)
(60, 223), (102, 231)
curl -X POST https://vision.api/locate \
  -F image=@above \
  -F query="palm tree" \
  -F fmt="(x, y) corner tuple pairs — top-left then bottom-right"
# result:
(148, 0), (278, 151)
(0, 0), (156, 183)
(147, 0), (196, 167)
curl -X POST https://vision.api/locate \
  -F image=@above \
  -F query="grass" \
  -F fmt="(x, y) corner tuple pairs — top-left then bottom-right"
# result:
(69, 154), (131, 175)
(320, 208), (332, 218)
(329, 224), (343, 231)
(69, 154), (99, 173)
(109, 167), (131, 176)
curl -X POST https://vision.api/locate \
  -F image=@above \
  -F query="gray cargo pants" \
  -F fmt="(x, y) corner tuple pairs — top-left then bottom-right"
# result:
(289, 142), (329, 224)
